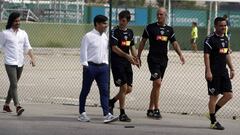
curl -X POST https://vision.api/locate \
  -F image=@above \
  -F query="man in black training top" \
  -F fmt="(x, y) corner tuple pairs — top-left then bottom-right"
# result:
(137, 7), (185, 119)
(204, 17), (234, 130)
(109, 10), (139, 122)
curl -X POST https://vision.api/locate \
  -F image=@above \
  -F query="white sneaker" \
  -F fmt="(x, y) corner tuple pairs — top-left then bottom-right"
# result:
(103, 113), (118, 123)
(78, 112), (90, 122)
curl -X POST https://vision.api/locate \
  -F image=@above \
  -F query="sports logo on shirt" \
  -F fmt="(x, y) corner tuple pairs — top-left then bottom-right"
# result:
(124, 35), (128, 40)
(221, 42), (225, 47)
(120, 35), (131, 46)
(156, 35), (168, 41)
(219, 48), (228, 54)
(160, 31), (164, 35)
(121, 40), (131, 46)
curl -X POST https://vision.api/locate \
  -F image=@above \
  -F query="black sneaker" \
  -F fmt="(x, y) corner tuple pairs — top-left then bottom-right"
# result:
(210, 122), (225, 130)
(119, 114), (131, 122)
(147, 109), (154, 118)
(109, 100), (114, 115)
(16, 106), (24, 116)
(153, 109), (162, 119)
(3, 105), (12, 113)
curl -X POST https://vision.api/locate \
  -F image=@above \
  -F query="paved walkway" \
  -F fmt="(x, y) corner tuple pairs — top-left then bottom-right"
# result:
(0, 103), (239, 135)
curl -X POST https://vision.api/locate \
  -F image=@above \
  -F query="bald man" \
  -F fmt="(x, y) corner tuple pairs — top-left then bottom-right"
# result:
(137, 7), (185, 119)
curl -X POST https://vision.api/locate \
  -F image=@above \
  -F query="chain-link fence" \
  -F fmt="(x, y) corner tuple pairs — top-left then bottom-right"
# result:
(0, 0), (240, 119)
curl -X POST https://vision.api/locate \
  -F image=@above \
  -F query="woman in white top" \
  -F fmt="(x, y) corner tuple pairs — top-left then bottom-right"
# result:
(0, 12), (36, 116)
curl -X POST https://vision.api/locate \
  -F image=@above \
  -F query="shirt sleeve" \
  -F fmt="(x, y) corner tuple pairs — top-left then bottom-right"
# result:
(169, 27), (176, 43)
(142, 25), (149, 39)
(110, 29), (118, 46)
(23, 31), (32, 54)
(204, 37), (212, 54)
(80, 35), (89, 66)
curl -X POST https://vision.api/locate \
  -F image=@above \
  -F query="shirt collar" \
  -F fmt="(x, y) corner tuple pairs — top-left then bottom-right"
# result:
(92, 28), (103, 35)
(117, 25), (128, 31)
(9, 28), (19, 33)
(214, 32), (225, 37)
(157, 22), (166, 27)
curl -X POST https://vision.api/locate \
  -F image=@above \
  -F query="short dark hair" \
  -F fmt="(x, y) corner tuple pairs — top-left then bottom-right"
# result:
(192, 22), (197, 26)
(214, 17), (226, 26)
(223, 14), (228, 19)
(118, 10), (131, 22)
(94, 15), (108, 27)
(6, 12), (20, 29)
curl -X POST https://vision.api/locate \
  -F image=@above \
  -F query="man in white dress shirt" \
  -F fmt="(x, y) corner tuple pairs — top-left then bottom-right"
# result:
(0, 12), (36, 116)
(78, 15), (118, 123)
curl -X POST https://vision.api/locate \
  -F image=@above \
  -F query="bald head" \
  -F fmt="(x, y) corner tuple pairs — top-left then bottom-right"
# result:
(157, 7), (167, 25)
(157, 8), (167, 15)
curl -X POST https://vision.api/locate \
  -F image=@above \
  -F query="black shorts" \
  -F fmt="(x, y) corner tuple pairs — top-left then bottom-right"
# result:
(111, 62), (133, 87)
(147, 59), (167, 81)
(207, 75), (232, 95)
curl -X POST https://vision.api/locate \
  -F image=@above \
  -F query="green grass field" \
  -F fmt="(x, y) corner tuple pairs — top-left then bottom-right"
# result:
(0, 22), (239, 50)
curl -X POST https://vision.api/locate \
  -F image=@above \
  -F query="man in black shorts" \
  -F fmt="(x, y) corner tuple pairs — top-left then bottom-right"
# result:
(137, 7), (185, 119)
(204, 17), (234, 130)
(109, 10), (139, 122)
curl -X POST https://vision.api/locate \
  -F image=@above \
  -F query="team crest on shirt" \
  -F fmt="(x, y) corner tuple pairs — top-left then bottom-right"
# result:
(156, 35), (168, 41)
(124, 35), (128, 40)
(160, 31), (164, 35)
(221, 42), (225, 47)
(121, 35), (131, 46)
